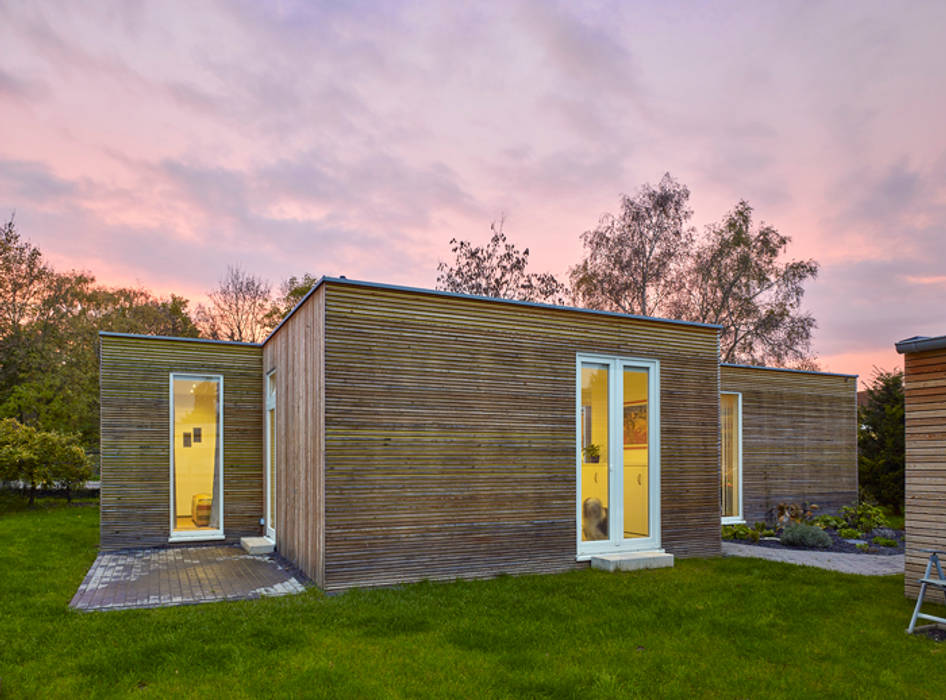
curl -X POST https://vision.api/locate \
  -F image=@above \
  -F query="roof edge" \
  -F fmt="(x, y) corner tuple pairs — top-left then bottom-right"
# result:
(720, 362), (857, 379)
(98, 331), (261, 348)
(895, 334), (946, 354)
(263, 276), (723, 345)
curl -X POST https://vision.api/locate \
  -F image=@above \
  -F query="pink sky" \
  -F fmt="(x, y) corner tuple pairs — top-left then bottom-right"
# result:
(3, 1), (945, 383)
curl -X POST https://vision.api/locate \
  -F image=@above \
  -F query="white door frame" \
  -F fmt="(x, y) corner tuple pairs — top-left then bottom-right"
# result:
(576, 353), (661, 558)
(264, 369), (276, 542)
(169, 373), (225, 542)
(720, 391), (744, 524)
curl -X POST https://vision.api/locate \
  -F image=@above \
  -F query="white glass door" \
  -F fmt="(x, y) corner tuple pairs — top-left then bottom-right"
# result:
(576, 355), (660, 556)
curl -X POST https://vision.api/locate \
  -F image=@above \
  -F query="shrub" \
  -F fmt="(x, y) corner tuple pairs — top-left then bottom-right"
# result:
(872, 536), (898, 548)
(0, 418), (92, 504)
(856, 543), (870, 552)
(840, 502), (888, 533)
(722, 524), (759, 542)
(837, 528), (862, 539)
(780, 523), (832, 549)
(812, 514), (846, 531)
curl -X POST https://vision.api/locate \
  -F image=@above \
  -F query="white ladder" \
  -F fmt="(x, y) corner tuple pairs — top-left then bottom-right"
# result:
(907, 548), (946, 634)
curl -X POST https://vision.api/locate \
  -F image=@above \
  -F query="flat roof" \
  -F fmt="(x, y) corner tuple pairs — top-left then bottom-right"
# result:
(895, 334), (946, 354)
(720, 362), (857, 379)
(98, 331), (261, 348)
(263, 276), (723, 344)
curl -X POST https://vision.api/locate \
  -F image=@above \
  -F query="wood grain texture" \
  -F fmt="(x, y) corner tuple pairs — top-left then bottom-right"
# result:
(99, 335), (263, 550)
(318, 282), (721, 591)
(263, 287), (325, 587)
(902, 348), (946, 600)
(720, 365), (858, 524)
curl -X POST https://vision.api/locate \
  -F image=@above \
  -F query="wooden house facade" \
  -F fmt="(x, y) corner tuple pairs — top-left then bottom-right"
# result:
(896, 334), (946, 600)
(719, 364), (858, 524)
(99, 277), (858, 591)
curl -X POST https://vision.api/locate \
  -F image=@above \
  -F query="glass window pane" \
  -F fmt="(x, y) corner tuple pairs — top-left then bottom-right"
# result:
(580, 364), (609, 541)
(268, 407), (276, 530)
(173, 378), (220, 531)
(623, 369), (649, 539)
(721, 394), (739, 518)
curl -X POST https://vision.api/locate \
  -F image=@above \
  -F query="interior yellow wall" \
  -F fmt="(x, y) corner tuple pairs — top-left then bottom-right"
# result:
(173, 379), (218, 520)
(580, 367), (650, 538)
(623, 369), (648, 537)
(581, 366), (610, 510)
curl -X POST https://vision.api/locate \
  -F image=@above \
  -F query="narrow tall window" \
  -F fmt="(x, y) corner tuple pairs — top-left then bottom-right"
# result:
(171, 375), (223, 538)
(720, 392), (742, 522)
(265, 370), (276, 540)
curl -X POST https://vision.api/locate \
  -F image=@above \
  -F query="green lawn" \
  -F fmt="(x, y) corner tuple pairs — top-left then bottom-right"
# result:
(1, 495), (944, 698)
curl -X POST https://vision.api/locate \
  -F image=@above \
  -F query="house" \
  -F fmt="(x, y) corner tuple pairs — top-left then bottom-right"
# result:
(719, 364), (857, 524)
(99, 277), (857, 591)
(895, 334), (946, 600)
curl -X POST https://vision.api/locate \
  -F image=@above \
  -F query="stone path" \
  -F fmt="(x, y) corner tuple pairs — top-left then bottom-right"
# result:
(70, 545), (308, 611)
(722, 541), (904, 575)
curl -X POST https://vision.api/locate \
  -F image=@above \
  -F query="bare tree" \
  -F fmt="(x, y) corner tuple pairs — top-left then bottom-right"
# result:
(672, 200), (819, 367)
(570, 173), (695, 317)
(196, 266), (273, 343)
(436, 219), (566, 304)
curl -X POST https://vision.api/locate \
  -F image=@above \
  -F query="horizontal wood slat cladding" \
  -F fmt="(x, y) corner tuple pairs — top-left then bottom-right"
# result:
(719, 366), (857, 524)
(262, 287), (325, 586)
(99, 336), (263, 550)
(903, 347), (946, 600)
(320, 283), (721, 591)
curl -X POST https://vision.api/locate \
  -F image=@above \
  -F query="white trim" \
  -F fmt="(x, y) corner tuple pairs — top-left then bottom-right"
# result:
(720, 391), (743, 524)
(169, 373), (225, 542)
(169, 533), (226, 544)
(576, 353), (662, 557)
(264, 369), (276, 541)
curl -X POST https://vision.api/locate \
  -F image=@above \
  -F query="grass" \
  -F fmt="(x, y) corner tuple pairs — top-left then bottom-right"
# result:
(882, 506), (906, 531)
(2, 495), (945, 698)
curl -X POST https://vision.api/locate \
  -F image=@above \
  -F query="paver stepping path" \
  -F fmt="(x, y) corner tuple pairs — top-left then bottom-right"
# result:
(70, 544), (307, 611)
(722, 541), (904, 576)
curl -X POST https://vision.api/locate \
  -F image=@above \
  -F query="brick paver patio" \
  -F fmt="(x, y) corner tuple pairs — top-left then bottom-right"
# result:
(70, 545), (308, 611)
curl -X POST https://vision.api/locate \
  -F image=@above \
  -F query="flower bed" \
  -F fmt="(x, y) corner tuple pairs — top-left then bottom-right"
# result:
(721, 501), (904, 555)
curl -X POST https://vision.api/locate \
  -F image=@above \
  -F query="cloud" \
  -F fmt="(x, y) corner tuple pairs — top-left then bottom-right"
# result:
(0, 160), (76, 202)
(0, 0), (945, 385)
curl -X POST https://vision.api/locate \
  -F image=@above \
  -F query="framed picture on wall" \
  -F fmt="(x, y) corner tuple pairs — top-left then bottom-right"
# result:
(623, 401), (647, 448)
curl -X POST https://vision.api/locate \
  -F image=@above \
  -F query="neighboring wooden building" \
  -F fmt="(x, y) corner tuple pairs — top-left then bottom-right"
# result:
(719, 364), (858, 524)
(98, 277), (858, 591)
(896, 334), (946, 600)
(99, 334), (263, 550)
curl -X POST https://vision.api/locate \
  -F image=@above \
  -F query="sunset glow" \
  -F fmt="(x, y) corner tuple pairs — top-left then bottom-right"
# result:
(3, 1), (945, 381)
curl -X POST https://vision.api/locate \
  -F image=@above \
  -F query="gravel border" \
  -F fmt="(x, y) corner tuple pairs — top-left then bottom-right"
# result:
(722, 541), (904, 576)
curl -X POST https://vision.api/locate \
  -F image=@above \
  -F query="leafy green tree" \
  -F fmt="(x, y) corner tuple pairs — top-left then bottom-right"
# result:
(38, 428), (93, 503)
(0, 217), (54, 393)
(0, 418), (92, 504)
(262, 273), (320, 331)
(436, 220), (566, 303)
(673, 200), (819, 367)
(568, 179), (819, 367)
(858, 369), (905, 512)
(0, 218), (200, 452)
(570, 174), (695, 317)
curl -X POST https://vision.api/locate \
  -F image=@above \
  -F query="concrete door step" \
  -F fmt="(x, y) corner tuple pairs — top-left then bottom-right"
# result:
(240, 537), (274, 555)
(590, 551), (674, 572)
